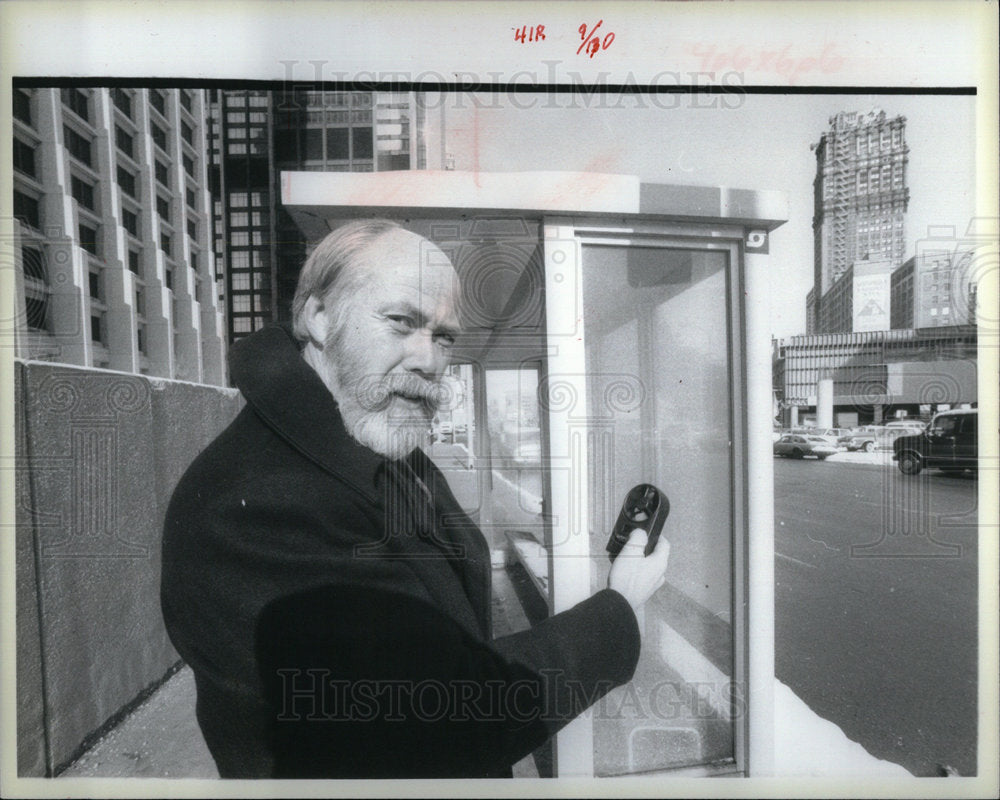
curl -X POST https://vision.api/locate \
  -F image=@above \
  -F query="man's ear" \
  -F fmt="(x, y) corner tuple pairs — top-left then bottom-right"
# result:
(302, 294), (330, 347)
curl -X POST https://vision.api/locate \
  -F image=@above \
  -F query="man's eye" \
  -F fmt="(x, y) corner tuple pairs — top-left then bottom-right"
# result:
(434, 332), (456, 348)
(386, 315), (415, 331)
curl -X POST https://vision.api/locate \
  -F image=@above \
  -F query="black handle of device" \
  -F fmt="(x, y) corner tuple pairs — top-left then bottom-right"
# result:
(606, 483), (670, 562)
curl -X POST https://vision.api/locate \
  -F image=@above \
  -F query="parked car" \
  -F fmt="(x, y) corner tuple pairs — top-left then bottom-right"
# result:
(837, 426), (874, 448)
(773, 434), (838, 460)
(805, 427), (849, 446)
(846, 425), (923, 452)
(885, 419), (927, 431)
(893, 409), (978, 475)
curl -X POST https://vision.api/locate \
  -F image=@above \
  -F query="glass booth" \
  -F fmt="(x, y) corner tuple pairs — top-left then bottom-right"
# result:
(283, 170), (786, 778)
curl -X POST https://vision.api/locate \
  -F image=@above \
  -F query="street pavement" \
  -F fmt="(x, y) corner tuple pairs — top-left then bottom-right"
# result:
(774, 455), (978, 776)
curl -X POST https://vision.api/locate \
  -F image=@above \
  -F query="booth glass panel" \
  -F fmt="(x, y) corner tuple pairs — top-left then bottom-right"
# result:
(581, 244), (736, 775)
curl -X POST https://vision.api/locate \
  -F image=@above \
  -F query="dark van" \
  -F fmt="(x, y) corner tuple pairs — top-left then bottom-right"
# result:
(893, 409), (978, 475)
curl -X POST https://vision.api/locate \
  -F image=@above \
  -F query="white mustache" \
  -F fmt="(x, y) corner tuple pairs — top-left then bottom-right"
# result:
(351, 373), (443, 411)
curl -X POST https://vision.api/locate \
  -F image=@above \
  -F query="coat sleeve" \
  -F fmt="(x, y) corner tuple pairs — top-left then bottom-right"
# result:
(254, 582), (640, 778)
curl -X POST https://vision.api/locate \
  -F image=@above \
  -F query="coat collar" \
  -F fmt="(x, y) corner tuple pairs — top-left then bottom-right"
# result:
(229, 324), (389, 504)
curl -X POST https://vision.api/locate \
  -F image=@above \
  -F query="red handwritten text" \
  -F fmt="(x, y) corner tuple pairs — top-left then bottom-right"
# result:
(687, 42), (845, 85)
(578, 20), (615, 58)
(514, 25), (546, 43)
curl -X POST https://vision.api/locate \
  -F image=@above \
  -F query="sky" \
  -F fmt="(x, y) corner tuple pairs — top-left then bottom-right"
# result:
(431, 92), (977, 339)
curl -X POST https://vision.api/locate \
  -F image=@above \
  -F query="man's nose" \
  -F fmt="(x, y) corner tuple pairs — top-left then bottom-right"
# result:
(403, 329), (443, 378)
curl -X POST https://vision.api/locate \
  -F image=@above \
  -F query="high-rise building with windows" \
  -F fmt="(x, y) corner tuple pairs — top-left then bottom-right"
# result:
(11, 86), (226, 384)
(209, 89), (430, 343)
(890, 250), (976, 330)
(810, 109), (909, 332)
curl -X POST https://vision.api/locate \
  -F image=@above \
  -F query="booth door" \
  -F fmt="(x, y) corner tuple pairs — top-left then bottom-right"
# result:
(543, 223), (748, 777)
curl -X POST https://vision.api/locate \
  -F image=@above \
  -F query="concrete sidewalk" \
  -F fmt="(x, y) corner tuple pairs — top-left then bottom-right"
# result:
(60, 662), (910, 779)
(58, 556), (911, 782)
(59, 666), (216, 778)
(778, 449), (897, 467)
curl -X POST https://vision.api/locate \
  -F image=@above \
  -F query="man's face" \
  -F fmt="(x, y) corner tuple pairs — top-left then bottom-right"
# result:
(323, 229), (461, 460)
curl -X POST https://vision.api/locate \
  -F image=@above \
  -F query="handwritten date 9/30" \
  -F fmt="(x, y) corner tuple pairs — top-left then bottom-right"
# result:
(513, 21), (615, 58)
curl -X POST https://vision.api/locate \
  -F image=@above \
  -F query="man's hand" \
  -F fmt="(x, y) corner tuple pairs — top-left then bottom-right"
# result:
(607, 529), (670, 611)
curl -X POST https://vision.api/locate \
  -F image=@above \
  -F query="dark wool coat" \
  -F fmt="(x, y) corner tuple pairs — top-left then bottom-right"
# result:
(161, 325), (640, 778)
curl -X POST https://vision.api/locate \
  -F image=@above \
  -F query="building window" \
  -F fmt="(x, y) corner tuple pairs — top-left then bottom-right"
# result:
(229, 192), (248, 207)
(187, 218), (197, 239)
(181, 120), (194, 147)
(190, 250), (199, 272)
(155, 160), (169, 187)
(13, 89), (32, 126)
(91, 314), (103, 343)
(115, 124), (134, 159)
(231, 271), (251, 291)
(274, 128), (296, 161)
(150, 89), (166, 117)
(186, 187), (197, 209)
(122, 207), (139, 238)
(232, 295), (251, 313)
(13, 190), (41, 228)
(61, 88), (90, 122)
(249, 94), (268, 107)
(227, 142), (246, 155)
(13, 137), (36, 177)
(111, 88), (132, 118)
(183, 152), (195, 177)
(79, 223), (99, 256)
(117, 165), (136, 198)
(157, 195), (171, 222)
(64, 125), (92, 166)
(89, 269), (101, 298)
(180, 90), (193, 113)
(161, 232), (172, 256)
(230, 211), (249, 227)
(326, 127), (349, 160)
(128, 249), (141, 274)
(892, 127), (901, 146)
(231, 232), (249, 246)
(151, 121), (167, 152)
(71, 175), (96, 210)
(304, 129), (323, 160)
(137, 324), (145, 354)
(165, 265), (174, 290)
(22, 245), (50, 331)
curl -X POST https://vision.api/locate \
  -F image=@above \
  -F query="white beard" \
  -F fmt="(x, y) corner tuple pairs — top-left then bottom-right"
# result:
(339, 394), (432, 460)
(323, 334), (438, 460)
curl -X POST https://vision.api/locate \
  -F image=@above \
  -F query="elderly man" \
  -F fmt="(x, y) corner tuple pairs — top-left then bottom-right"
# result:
(161, 219), (669, 778)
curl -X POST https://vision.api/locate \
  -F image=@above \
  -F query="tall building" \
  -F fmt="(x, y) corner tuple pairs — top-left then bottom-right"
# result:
(816, 257), (895, 334)
(891, 250), (976, 329)
(810, 109), (909, 330)
(11, 87), (226, 384)
(210, 89), (431, 343)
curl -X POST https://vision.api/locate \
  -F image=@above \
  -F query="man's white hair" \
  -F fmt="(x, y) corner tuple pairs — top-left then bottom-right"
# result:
(290, 218), (403, 343)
